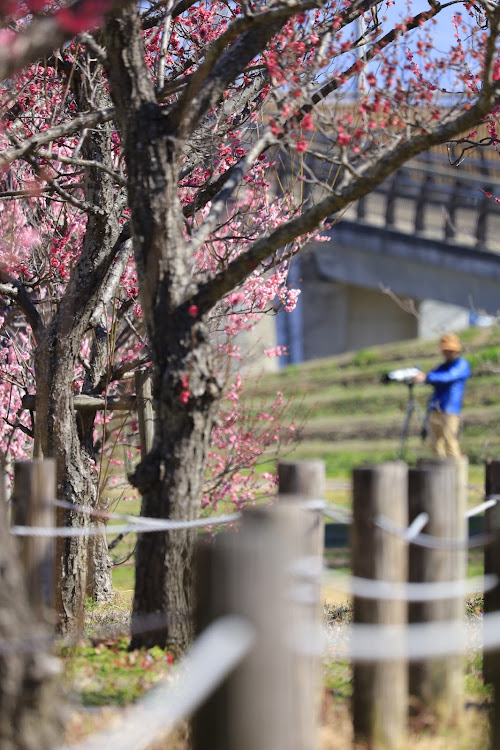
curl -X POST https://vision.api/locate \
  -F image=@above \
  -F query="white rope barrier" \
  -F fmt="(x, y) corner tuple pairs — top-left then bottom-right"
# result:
(53, 497), (242, 529)
(9, 495), (330, 540)
(300, 499), (327, 512)
(0, 631), (55, 656)
(466, 497), (499, 518)
(10, 512), (241, 538)
(323, 493), (498, 545)
(322, 612), (500, 661)
(58, 615), (255, 750)
(348, 620), (468, 662)
(322, 571), (496, 601)
(403, 512), (429, 541)
(374, 514), (490, 550)
(9, 486), (499, 549)
(322, 506), (352, 523)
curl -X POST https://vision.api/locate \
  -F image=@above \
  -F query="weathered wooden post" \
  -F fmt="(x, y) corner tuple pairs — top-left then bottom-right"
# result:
(278, 458), (325, 561)
(193, 503), (320, 750)
(351, 461), (408, 750)
(11, 459), (56, 625)
(408, 458), (466, 726)
(483, 459), (500, 749)
(278, 460), (325, 741)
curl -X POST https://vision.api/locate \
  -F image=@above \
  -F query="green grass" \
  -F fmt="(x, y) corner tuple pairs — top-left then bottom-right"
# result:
(111, 563), (135, 591)
(60, 636), (175, 707)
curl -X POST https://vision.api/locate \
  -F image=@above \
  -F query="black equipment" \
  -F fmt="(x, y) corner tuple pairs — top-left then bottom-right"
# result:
(381, 368), (429, 459)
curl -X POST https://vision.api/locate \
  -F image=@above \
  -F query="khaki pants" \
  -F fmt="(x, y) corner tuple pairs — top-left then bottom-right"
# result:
(428, 410), (462, 459)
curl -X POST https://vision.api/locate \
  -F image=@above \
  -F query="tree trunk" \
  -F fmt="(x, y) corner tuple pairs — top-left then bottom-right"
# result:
(0, 493), (62, 749)
(31, 67), (124, 632)
(87, 532), (113, 602)
(34, 329), (97, 633)
(79, 410), (113, 605)
(131, 323), (221, 650)
(104, 5), (225, 648)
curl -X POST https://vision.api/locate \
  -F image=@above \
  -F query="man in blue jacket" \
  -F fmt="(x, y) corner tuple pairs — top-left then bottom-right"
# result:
(412, 333), (471, 459)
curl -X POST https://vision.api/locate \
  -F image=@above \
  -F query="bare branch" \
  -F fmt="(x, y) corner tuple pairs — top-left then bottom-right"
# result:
(0, 271), (43, 335)
(37, 149), (126, 186)
(88, 239), (133, 328)
(0, 108), (114, 169)
(156, 0), (175, 91)
(187, 132), (277, 254)
(172, 0), (393, 133)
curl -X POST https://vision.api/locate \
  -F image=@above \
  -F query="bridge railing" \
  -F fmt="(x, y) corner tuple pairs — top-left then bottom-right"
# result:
(352, 153), (500, 251)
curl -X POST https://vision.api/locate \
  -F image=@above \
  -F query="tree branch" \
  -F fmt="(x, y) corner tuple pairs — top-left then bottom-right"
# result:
(0, 0), (134, 81)
(192, 49), (500, 311)
(0, 108), (115, 169)
(37, 149), (126, 186)
(186, 132), (277, 254)
(171, 0), (392, 134)
(88, 238), (133, 328)
(0, 271), (43, 335)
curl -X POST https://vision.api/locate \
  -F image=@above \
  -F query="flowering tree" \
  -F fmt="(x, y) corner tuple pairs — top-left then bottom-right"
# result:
(1, 0), (500, 655)
(0, 0), (299, 639)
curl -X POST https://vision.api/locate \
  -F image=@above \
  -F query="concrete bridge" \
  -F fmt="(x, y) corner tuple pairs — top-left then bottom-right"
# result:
(278, 151), (500, 363)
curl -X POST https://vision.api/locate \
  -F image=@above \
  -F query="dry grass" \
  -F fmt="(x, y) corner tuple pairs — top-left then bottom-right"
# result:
(68, 590), (490, 749)
(64, 696), (490, 750)
(318, 689), (490, 750)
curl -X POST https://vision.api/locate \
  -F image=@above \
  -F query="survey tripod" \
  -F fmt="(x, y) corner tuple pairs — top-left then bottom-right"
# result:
(397, 382), (429, 460)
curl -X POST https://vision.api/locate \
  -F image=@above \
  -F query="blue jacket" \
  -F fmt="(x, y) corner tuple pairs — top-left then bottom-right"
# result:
(426, 357), (471, 414)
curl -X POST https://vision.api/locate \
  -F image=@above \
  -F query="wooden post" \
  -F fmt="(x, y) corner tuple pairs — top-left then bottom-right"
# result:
(193, 504), (320, 750)
(456, 455), (469, 517)
(484, 459), (500, 748)
(351, 461), (408, 750)
(408, 458), (466, 726)
(278, 459), (325, 560)
(135, 367), (154, 458)
(476, 188), (491, 248)
(11, 459), (56, 625)
(277, 459), (325, 727)
(415, 171), (433, 233)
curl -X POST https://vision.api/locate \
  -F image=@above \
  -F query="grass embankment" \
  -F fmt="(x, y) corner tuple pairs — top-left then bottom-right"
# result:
(63, 325), (500, 747)
(250, 322), (500, 480)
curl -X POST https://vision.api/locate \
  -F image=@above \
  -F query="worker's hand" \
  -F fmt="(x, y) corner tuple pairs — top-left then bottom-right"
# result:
(412, 371), (427, 384)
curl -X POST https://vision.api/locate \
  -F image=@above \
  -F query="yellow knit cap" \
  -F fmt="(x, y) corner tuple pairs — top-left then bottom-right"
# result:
(439, 333), (462, 352)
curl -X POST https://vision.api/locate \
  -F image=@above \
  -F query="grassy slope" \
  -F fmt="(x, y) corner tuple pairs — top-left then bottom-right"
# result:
(247, 323), (500, 480)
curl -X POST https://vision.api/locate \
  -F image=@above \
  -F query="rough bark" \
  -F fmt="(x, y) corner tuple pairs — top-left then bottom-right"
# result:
(130, 319), (222, 649)
(34, 326), (97, 633)
(0, 495), (63, 750)
(33, 69), (123, 632)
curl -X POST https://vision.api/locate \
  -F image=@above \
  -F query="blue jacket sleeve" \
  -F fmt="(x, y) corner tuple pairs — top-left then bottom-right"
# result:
(426, 359), (471, 385)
